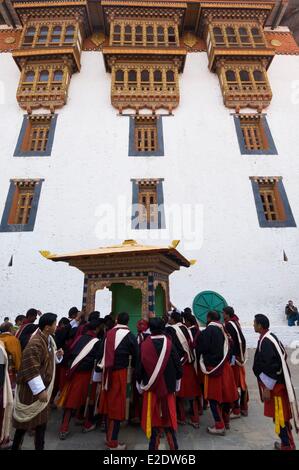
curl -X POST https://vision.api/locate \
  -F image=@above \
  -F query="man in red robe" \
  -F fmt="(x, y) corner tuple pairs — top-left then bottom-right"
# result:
(223, 306), (249, 418)
(97, 312), (138, 450)
(182, 309), (203, 423)
(137, 317), (182, 450)
(253, 314), (299, 450)
(165, 310), (199, 427)
(196, 310), (238, 435)
(58, 319), (103, 439)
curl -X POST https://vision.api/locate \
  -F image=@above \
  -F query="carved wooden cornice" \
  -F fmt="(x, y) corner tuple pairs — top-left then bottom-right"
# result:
(103, 46), (186, 72)
(13, 46), (81, 71)
(13, 1), (91, 35)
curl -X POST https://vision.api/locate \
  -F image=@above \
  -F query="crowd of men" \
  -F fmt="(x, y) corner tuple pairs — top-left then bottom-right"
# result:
(0, 305), (298, 451)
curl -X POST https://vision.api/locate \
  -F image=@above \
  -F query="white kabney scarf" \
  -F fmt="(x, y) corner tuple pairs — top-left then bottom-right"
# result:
(140, 335), (167, 391)
(260, 331), (299, 433)
(169, 323), (193, 363)
(0, 341), (13, 441)
(70, 338), (99, 370)
(199, 322), (229, 375)
(13, 335), (57, 423)
(98, 325), (130, 391)
(228, 320), (248, 366)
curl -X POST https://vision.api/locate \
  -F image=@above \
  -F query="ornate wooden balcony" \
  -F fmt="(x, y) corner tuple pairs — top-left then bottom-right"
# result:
(16, 62), (71, 111)
(206, 22), (275, 72)
(217, 62), (272, 110)
(111, 63), (180, 112)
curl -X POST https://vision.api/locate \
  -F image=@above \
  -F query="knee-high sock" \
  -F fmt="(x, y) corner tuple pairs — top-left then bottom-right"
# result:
(106, 419), (121, 447)
(177, 398), (186, 422)
(222, 403), (231, 427)
(240, 389), (248, 411)
(149, 427), (162, 450)
(209, 400), (224, 429)
(190, 398), (200, 424)
(165, 427), (178, 450)
(34, 423), (46, 450)
(60, 408), (72, 433)
(11, 429), (26, 450)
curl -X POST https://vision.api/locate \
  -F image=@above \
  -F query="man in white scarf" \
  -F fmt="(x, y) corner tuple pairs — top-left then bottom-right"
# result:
(253, 314), (298, 451)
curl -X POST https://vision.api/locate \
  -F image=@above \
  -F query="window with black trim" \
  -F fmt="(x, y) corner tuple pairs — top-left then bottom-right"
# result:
(234, 114), (277, 155)
(250, 177), (296, 228)
(129, 116), (164, 156)
(0, 179), (44, 232)
(131, 179), (165, 229)
(14, 114), (57, 157)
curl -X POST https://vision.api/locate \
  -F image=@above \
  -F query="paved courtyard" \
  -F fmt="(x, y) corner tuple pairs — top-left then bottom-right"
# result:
(17, 346), (299, 451)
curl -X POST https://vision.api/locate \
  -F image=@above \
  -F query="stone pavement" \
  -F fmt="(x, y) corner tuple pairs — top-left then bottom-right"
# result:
(17, 348), (299, 451)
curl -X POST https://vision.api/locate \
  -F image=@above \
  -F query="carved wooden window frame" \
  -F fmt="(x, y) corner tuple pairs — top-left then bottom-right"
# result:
(207, 21), (267, 49)
(20, 21), (81, 49)
(234, 114), (277, 155)
(14, 114), (57, 157)
(250, 177), (296, 228)
(0, 179), (44, 232)
(129, 115), (164, 156)
(110, 20), (179, 47)
(131, 179), (165, 229)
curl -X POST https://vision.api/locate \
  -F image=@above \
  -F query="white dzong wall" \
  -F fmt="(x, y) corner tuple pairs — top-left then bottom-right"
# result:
(0, 50), (299, 324)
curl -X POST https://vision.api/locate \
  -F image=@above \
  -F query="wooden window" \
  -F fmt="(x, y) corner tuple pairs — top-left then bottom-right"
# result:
(239, 27), (250, 46)
(226, 70), (236, 82)
(128, 69), (137, 86)
(240, 116), (267, 151)
(168, 26), (176, 45)
(213, 27), (225, 46)
(253, 70), (266, 87)
(113, 24), (121, 45)
(8, 182), (36, 225)
(39, 70), (49, 82)
(146, 26), (154, 45)
(53, 70), (63, 82)
(226, 27), (237, 46)
(37, 26), (48, 45)
(14, 114), (57, 157)
(138, 181), (158, 226)
(64, 25), (75, 44)
(50, 26), (62, 44)
(0, 179), (44, 232)
(134, 118), (157, 152)
(135, 25), (143, 45)
(27, 122), (49, 152)
(141, 70), (150, 87)
(24, 71), (35, 82)
(257, 180), (285, 222)
(115, 69), (124, 84)
(23, 27), (35, 46)
(154, 70), (162, 86)
(157, 26), (165, 45)
(20, 115), (52, 153)
(124, 25), (132, 45)
(166, 70), (175, 83)
(251, 27), (264, 47)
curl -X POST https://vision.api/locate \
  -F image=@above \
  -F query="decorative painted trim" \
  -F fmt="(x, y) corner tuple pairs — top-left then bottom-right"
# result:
(250, 178), (296, 228)
(234, 114), (278, 155)
(0, 179), (44, 232)
(14, 114), (57, 157)
(128, 116), (164, 157)
(131, 178), (166, 230)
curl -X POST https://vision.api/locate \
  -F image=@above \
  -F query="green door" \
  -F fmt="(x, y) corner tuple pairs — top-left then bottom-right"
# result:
(155, 284), (166, 318)
(192, 291), (228, 325)
(110, 283), (142, 334)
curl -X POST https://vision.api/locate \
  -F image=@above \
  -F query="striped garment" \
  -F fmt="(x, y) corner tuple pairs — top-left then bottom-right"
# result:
(13, 330), (54, 430)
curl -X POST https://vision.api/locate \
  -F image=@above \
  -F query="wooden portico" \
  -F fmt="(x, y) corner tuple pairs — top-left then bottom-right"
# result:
(41, 239), (190, 331)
